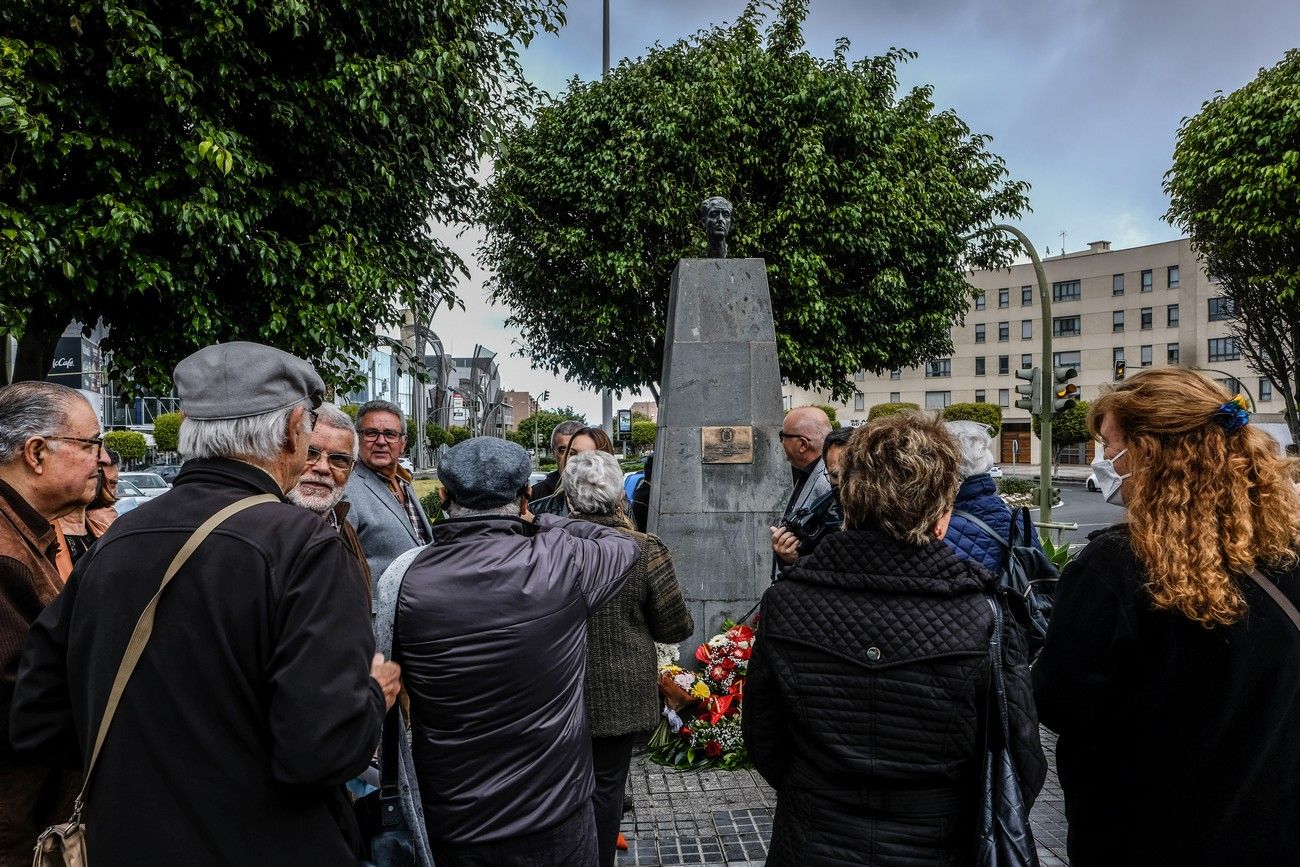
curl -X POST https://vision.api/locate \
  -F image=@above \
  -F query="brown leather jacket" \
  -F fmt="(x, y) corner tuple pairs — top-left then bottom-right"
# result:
(0, 478), (78, 866)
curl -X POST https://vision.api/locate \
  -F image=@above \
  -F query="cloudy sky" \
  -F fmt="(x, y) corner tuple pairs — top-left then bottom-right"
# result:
(430, 0), (1299, 420)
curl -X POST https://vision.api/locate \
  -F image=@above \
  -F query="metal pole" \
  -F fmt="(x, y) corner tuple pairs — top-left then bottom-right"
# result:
(600, 0), (614, 438)
(1193, 368), (1256, 410)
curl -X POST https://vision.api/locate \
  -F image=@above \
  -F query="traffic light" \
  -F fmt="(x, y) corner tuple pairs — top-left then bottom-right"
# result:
(1052, 366), (1079, 412)
(1014, 367), (1041, 412)
(1113, 360), (1126, 381)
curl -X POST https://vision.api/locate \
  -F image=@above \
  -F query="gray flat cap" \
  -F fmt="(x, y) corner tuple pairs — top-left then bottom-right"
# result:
(439, 437), (532, 509)
(175, 341), (324, 421)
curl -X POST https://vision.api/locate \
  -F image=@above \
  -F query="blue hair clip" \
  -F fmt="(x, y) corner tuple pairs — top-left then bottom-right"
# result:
(1215, 394), (1250, 434)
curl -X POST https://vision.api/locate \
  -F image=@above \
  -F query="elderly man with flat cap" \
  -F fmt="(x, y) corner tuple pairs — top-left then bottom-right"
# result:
(374, 436), (640, 867)
(11, 342), (401, 867)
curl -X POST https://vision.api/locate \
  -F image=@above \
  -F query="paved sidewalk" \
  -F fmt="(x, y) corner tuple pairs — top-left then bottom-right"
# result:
(620, 728), (1069, 865)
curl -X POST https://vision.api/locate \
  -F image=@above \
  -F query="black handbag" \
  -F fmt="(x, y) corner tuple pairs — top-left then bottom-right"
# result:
(976, 595), (1039, 867)
(355, 706), (416, 867)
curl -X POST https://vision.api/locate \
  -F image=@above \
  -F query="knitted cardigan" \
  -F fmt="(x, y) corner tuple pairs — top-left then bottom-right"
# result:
(577, 513), (694, 737)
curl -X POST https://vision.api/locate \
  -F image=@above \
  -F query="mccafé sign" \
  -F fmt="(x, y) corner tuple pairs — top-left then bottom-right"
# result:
(47, 336), (102, 392)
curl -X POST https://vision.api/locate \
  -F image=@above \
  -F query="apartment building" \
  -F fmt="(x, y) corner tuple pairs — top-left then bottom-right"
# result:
(782, 238), (1277, 466)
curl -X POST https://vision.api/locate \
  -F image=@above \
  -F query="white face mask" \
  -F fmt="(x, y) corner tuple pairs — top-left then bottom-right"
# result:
(1090, 448), (1131, 506)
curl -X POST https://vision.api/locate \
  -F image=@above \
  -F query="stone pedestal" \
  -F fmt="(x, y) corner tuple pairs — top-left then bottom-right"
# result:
(648, 258), (788, 657)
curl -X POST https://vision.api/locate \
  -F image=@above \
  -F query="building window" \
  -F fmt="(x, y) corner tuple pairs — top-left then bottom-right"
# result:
(998, 355), (1010, 375)
(924, 391), (952, 409)
(854, 369), (865, 381)
(1260, 378), (1273, 402)
(1053, 350), (1081, 372)
(1167, 304), (1179, 327)
(854, 392), (865, 411)
(1021, 319), (1032, 339)
(975, 389), (987, 403)
(1021, 285), (1033, 306)
(975, 290), (986, 311)
(782, 395), (793, 411)
(1208, 296), (1234, 321)
(1052, 280), (1081, 302)
(1208, 337), (1239, 362)
(1113, 310), (1125, 332)
(1167, 342), (1180, 364)
(1140, 345), (1153, 367)
(1141, 269), (1153, 292)
(1218, 377), (1243, 397)
(926, 358), (952, 378)
(889, 391), (900, 403)
(1052, 316), (1081, 337)
(1021, 353), (1033, 370)
(975, 323), (986, 343)
(1113, 346), (1126, 363)
(975, 356), (986, 376)
(1167, 265), (1180, 288)
(1112, 273), (1125, 296)
(1140, 307), (1152, 330)
(890, 368), (901, 380)
(998, 388), (1010, 408)
(998, 321), (1010, 342)
(998, 288), (1009, 308)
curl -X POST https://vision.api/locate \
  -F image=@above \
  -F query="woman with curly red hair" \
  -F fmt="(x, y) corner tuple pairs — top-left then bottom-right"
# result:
(1033, 367), (1300, 865)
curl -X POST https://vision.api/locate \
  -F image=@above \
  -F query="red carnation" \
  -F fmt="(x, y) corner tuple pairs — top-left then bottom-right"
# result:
(734, 646), (751, 660)
(705, 740), (723, 759)
(679, 726), (692, 738)
(709, 664), (728, 682)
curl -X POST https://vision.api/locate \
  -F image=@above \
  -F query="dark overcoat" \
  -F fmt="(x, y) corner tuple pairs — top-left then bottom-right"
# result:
(10, 459), (384, 867)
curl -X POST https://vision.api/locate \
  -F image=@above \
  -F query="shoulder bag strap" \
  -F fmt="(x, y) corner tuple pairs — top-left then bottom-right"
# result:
(953, 509), (1010, 551)
(1249, 569), (1300, 632)
(72, 493), (280, 816)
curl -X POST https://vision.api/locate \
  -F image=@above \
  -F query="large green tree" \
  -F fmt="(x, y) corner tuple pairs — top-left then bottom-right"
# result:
(0, 0), (562, 389)
(1032, 400), (1091, 462)
(481, 0), (1027, 402)
(1165, 49), (1300, 439)
(516, 407), (587, 449)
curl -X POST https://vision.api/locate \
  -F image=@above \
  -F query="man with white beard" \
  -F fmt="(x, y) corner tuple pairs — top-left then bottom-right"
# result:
(287, 404), (372, 607)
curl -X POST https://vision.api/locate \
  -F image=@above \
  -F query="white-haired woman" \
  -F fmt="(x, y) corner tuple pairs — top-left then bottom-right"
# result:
(563, 450), (694, 867)
(942, 420), (1039, 574)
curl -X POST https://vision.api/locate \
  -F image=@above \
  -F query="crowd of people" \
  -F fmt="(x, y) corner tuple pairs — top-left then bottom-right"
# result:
(1, 342), (1298, 867)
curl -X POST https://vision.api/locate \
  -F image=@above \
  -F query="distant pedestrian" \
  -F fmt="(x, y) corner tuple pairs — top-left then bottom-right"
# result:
(375, 437), (639, 867)
(10, 342), (399, 867)
(533, 425), (617, 517)
(564, 450), (693, 867)
(529, 419), (585, 502)
(1033, 368), (1300, 865)
(744, 411), (1045, 866)
(345, 399), (432, 595)
(942, 420), (1040, 574)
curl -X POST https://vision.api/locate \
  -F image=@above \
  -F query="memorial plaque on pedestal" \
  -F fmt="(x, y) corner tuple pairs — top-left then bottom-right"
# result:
(701, 425), (753, 464)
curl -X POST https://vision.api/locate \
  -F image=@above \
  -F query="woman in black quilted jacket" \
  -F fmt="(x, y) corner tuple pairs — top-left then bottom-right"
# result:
(743, 411), (1046, 866)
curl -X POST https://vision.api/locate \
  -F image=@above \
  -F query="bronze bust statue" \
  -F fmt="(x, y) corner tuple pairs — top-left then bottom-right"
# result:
(698, 196), (733, 258)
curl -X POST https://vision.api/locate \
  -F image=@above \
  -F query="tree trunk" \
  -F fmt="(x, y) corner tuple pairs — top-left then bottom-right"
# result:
(11, 314), (64, 383)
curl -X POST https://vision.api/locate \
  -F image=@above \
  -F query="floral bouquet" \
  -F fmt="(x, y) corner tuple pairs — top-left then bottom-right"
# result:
(646, 622), (755, 771)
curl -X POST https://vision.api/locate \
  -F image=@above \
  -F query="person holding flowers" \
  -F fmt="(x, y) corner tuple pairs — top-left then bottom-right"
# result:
(1034, 368), (1300, 865)
(743, 411), (1045, 865)
(563, 450), (693, 867)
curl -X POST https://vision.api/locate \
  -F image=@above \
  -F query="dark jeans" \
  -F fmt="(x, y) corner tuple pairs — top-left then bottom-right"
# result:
(429, 802), (597, 867)
(591, 733), (638, 867)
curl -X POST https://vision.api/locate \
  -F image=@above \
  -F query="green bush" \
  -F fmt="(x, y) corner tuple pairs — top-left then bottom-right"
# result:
(539, 458), (557, 469)
(104, 430), (148, 464)
(419, 490), (445, 524)
(943, 402), (1003, 436)
(152, 412), (182, 453)
(867, 402), (920, 421)
(447, 426), (472, 445)
(997, 477), (1036, 495)
(789, 403), (838, 426)
(426, 423), (450, 450)
(339, 404), (360, 421)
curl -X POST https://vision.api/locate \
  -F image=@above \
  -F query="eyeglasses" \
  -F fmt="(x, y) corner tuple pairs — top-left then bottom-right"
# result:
(307, 446), (355, 471)
(47, 434), (105, 454)
(360, 428), (404, 442)
(777, 432), (808, 443)
(308, 409), (319, 429)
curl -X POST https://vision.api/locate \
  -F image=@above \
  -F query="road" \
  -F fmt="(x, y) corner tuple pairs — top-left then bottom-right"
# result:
(1032, 483), (1127, 549)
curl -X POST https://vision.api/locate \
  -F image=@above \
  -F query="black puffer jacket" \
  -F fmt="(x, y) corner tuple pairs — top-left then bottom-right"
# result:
(743, 527), (1046, 867)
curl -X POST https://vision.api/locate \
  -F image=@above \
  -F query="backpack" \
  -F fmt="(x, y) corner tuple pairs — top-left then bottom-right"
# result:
(954, 506), (1058, 660)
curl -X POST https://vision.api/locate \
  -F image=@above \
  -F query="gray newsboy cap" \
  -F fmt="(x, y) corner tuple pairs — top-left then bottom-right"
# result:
(174, 341), (324, 421)
(439, 437), (532, 509)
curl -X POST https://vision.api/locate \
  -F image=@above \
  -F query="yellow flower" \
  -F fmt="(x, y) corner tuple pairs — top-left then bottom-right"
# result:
(691, 681), (711, 699)
(1231, 394), (1250, 412)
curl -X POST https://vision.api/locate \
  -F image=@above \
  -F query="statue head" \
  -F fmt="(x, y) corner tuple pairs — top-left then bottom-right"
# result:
(697, 196), (733, 258)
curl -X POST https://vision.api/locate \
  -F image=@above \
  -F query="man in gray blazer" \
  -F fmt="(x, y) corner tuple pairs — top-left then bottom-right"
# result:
(344, 400), (433, 595)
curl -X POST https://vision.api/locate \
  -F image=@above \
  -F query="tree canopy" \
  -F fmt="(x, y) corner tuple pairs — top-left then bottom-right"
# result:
(515, 407), (587, 447)
(151, 411), (181, 452)
(104, 429), (147, 463)
(481, 0), (1027, 401)
(1032, 400), (1091, 460)
(1164, 49), (1300, 438)
(868, 402), (919, 420)
(0, 0), (563, 390)
(943, 402), (1002, 436)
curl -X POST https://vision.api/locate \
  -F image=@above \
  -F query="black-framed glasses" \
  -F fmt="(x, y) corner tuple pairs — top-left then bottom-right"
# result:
(47, 434), (105, 453)
(777, 431), (808, 443)
(360, 428), (404, 442)
(307, 446), (354, 471)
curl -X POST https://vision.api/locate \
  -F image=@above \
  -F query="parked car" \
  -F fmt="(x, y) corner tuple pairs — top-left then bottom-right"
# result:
(1086, 472), (1099, 492)
(529, 471), (549, 487)
(145, 464), (183, 484)
(989, 465), (1004, 480)
(398, 457), (414, 473)
(119, 472), (170, 498)
(113, 478), (150, 515)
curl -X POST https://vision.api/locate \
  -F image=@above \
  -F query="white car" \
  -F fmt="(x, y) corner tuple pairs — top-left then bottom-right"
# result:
(1086, 472), (1099, 492)
(119, 472), (170, 498)
(113, 478), (151, 515)
(989, 466), (1004, 480)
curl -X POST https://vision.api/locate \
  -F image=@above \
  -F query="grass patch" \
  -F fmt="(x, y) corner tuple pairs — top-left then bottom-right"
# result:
(413, 479), (442, 499)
